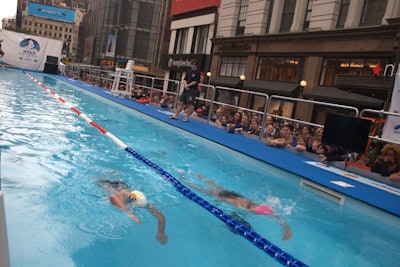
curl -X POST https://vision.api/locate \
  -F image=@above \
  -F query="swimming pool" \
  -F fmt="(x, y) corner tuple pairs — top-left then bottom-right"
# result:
(1, 68), (400, 266)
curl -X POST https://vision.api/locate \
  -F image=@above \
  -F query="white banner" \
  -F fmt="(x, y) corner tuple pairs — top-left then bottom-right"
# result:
(382, 66), (400, 142)
(0, 29), (62, 71)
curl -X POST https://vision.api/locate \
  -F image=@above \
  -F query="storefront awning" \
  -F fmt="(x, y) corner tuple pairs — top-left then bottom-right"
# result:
(304, 86), (384, 109)
(246, 80), (300, 97)
(211, 76), (242, 88)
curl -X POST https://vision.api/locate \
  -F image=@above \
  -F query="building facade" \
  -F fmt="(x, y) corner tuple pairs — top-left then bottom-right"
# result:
(84, 0), (170, 76)
(211, 0), (400, 123)
(161, 0), (221, 88)
(19, 1), (84, 62)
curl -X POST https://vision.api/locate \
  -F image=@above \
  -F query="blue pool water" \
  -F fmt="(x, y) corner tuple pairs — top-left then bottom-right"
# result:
(1, 68), (400, 267)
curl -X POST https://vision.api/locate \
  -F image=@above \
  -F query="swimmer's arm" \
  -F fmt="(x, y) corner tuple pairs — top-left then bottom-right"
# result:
(109, 194), (142, 224)
(271, 214), (292, 241)
(182, 176), (217, 196)
(147, 204), (168, 244)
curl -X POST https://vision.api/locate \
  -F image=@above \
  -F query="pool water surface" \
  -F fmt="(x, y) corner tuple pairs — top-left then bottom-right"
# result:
(0, 68), (399, 267)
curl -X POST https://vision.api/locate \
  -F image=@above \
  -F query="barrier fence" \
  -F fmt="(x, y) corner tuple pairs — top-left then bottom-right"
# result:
(62, 63), (398, 169)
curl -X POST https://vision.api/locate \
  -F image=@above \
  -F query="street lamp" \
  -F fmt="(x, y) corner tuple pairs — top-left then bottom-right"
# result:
(299, 80), (307, 97)
(206, 71), (211, 85)
(240, 74), (246, 89)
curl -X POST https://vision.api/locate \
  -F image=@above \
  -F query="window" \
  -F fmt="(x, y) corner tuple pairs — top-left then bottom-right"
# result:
(320, 57), (390, 86)
(134, 31), (150, 60)
(336, 0), (350, 28)
(280, 0), (296, 32)
(174, 28), (188, 54)
(137, 1), (154, 30)
(236, 0), (249, 35)
(192, 25), (209, 54)
(303, 0), (313, 31)
(256, 56), (302, 83)
(265, 0), (274, 33)
(360, 0), (388, 26)
(220, 57), (246, 77)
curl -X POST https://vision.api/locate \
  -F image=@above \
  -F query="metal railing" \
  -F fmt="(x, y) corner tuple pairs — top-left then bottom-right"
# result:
(360, 109), (400, 146)
(62, 63), (398, 148)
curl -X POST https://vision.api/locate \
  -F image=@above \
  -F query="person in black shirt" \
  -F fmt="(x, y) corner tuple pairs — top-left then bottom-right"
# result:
(169, 59), (201, 122)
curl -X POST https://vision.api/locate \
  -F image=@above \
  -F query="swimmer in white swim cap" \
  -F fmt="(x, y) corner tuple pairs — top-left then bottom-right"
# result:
(98, 179), (168, 244)
(129, 190), (148, 207)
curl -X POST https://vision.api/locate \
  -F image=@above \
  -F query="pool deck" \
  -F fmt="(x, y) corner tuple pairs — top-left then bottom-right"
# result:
(53, 75), (400, 217)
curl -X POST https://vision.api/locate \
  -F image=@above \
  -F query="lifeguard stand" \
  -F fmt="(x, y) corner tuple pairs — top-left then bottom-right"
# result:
(111, 60), (135, 97)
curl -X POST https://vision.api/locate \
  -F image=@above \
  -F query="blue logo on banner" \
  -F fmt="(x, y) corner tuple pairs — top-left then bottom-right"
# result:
(20, 38), (40, 57)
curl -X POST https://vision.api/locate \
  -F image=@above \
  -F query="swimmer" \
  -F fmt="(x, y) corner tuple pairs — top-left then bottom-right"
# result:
(98, 179), (168, 244)
(182, 174), (292, 240)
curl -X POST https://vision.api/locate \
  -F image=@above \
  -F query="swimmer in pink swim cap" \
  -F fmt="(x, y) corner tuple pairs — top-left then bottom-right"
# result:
(183, 174), (292, 241)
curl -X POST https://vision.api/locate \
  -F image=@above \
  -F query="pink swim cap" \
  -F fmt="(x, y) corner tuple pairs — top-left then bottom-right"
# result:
(254, 205), (273, 215)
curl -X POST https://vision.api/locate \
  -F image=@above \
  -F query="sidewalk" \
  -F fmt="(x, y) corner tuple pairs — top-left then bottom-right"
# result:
(54, 75), (400, 217)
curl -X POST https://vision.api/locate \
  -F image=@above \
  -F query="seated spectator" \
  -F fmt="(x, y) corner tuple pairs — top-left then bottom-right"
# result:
(215, 115), (228, 129)
(266, 124), (294, 147)
(151, 90), (161, 105)
(323, 146), (346, 163)
(227, 112), (242, 128)
(264, 124), (276, 143)
(298, 125), (312, 144)
(132, 85), (143, 99)
(295, 135), (308, 151)
(211, 108), (223, 122)
(389, 172), (400, 182)
(316, 144), (328, 162)
(228, 114), (250, 134)
(247, 120), (260, 135)
(262, 115), (276, 138)
(307, 127), (323, 153)
(136, 94), (150, 104)
(160, 93), (171, 108)
(355, 153), (373, 167)
(371, 144), (400, 177)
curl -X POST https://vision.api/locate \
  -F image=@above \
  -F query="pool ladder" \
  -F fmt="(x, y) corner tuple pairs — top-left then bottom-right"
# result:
(300, 179), (346, 205)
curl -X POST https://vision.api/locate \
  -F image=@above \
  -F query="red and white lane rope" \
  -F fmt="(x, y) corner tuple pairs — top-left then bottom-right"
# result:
(25, 72), (127, 149)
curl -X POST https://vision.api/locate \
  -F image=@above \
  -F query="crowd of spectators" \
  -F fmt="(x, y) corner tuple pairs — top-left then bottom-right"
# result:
(189, 104), (400, 184)
(66, 70), (400, 185)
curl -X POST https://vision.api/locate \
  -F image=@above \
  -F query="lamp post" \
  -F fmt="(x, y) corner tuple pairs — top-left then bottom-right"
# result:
(299, 80), (307, 97)
(240, 74), (246, 89)
(206, 71), (211, 85)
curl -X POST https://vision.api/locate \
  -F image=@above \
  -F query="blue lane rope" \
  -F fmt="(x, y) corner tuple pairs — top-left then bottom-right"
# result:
(25, 71), (308, 266)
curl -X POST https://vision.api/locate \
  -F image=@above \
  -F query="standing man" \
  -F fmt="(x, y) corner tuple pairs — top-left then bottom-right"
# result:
(169, 59), (201, 122)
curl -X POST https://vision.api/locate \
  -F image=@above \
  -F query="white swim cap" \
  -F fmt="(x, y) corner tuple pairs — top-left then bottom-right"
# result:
(129, 190), (148, 207)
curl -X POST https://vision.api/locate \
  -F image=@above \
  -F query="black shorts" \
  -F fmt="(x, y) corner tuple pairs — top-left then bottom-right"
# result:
(180, 89), (196, 105)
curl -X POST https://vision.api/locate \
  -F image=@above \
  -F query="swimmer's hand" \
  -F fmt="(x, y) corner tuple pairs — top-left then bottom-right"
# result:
(127, 212), (142, 224)
(156, 232), (168, 244)
(282, 226), (292, 241)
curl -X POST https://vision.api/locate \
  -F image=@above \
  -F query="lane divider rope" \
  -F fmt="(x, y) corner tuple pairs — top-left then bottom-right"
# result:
(24, 71), (308, 267)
